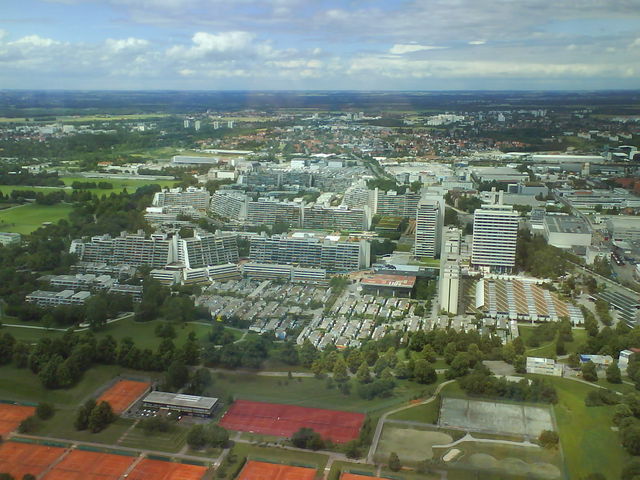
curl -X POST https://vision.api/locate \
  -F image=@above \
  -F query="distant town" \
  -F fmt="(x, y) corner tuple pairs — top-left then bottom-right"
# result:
(0, 90), (638, 480)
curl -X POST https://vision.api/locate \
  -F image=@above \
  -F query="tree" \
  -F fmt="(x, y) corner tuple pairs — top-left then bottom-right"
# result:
(621, 459), (640, 480)
(17, 416), (38, 434)
(74, 398), (96, 431)
(165, 358), (189, 391)
(344, 440), (361, 459)
(186, 424), (208, 449)
(512, 336), (525, 355)
(613, 404), (634, 426)
(291, 427), (324, 450)
(332, 356), (349, 385)
(502, 343), (516, 364)
(538, 430), (559, 448)
(622, 424), (640, 455)
(581, 361), (598, 382)
(607, 363), (622, 384)
(87, 401), (115, 433)
(446, 352), (471, 379)
(567, 353), (580, 369)
(388, 452), (401, 472)
(36, 402), (54, 420)
(356, 361), (372, 384)
(421, 344), (437, 363)
(555, 338), (566, 356)
(413, 359), (437, 384)
(299, 339), (318, 368)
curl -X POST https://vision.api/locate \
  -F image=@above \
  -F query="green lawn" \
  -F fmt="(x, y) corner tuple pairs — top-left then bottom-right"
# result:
(59, 176), (178, 194)
(224, 442), (329, 476)
(211, 375), (434, 414)
(119, 422), (189, 453)
(0, 203), (74, 234)
(537, 375), (628, 480)
(33, 414), (134, 445)
(519, 325), (588, 358)
(1, 317), (224, 351)
(387, 397), (440, 423)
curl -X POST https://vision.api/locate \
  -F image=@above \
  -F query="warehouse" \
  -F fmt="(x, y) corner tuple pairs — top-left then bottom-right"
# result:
(360, 274), (416, 297)
(141, 392), (218, 417)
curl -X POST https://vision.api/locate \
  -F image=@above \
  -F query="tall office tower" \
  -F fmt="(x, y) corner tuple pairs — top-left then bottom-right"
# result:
(439, 227), (462, 315)
(414, 197), (444, 258)
(194, 120), (201, 131)
(471, 204), (519, 271)
(183, 119), (190, 128)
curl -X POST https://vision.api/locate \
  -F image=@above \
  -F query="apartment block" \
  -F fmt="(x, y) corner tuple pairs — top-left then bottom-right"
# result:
(414, 197), (444, 258)
(152, 186), (211, 210)
(471, 205), (519, 270)
(302, 205), (371, 231)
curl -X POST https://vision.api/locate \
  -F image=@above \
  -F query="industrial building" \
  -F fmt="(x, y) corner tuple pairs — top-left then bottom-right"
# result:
(142, 391), (218, 417)
(360, 274), (416, 297)
(543, 215), (592, 249)
(471, 204), (519, 271)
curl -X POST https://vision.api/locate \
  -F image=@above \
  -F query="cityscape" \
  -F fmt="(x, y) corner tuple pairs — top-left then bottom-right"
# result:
(1, 1), (640, 480)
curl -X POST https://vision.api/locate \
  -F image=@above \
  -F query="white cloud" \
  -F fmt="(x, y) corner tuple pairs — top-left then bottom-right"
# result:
(10, 35), (59, 48)
(106, 37), (150, 53)
(468, 40), (486, 45)
(629, 38), (640, 48)
(167, 31), (260, 59)
(389, 44), (446, 55)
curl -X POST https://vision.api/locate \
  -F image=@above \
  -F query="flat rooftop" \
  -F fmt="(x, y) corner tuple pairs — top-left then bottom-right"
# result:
(544, 215), (590, 234)
(143, 391), (218, 410)
(361, 274), (416, 288)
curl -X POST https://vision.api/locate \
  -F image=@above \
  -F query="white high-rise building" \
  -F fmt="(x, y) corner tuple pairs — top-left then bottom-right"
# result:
(414, 197), (444, 258)
(471, 204), (519, 271)
(439, 227), (462, 315)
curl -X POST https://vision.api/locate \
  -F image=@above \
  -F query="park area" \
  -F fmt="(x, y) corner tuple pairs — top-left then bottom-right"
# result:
(0, 203), (74, 234)
(96, 379), (151, 415)
(220, 400), (365, 443)
(0, 403), (36, 436)
(237, 460), (317, 480)
(439, 397), (554, 438)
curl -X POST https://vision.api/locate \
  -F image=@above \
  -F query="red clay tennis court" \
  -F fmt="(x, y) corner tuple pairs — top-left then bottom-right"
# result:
(42, 449), (136, 480)
(0, 404), (36, 437)
(97, 379), (151, 415)
(126, 458), (208, 480)
(219, 400), (365, 443)
(0, 441), (66, 479)
(237, 460), (317, 480)
(341, 473), (388, 480)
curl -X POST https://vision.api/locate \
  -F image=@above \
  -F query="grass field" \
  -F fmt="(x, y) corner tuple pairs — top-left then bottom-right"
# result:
(119, 422), (189, 452)
(375, 424), (453, 463)
(0, 177), (178, 197)
(387, 398), (440, 423)
(0, 318), (227, 351)
(535, 375), (628, 480)
(211, 374), (433, 414)
(0, 203), (74, 234)
(519, 325), (588, 358)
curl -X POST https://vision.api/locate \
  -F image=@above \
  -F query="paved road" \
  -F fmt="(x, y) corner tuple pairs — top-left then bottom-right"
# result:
(366, 380), (454, 464)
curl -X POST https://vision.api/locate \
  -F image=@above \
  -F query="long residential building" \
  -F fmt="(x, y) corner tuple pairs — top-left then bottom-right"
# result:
(471, 205), (519, 271)
(174, 232), (239, 269)
(152, 186), (211, 210)
(70, 230), (238, 269)
(373, 189), (422, 217)
(249, 232), (370, 273)
(302, 205), (371, 231)
(26, 289), (91, 307)
(246, 198), (302, 227)
(210, 191), (249, 220)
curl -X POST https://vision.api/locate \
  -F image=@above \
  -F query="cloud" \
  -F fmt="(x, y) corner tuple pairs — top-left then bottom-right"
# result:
(106, 37), (150, 53)
(630, 38), (640, 48)
(166, 31), (263, 59)
(389, 44), (446, 55)
(468, 40), (486, 45)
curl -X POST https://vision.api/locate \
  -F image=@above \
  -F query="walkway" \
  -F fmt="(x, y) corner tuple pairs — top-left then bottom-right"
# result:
(366, 380), (454, 464)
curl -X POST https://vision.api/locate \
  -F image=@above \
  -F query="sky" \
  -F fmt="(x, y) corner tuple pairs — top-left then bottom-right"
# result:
(1, 0), (640, 90)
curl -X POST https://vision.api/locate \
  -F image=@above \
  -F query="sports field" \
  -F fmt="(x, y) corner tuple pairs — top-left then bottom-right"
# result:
(0, 442), (66, 479)
(375, 425), (453, 463)
(237, 460), (317, 480)
(43, 450), (135, 480)
(220, 400), (365, 443)
(0, 404), (36, 436)
(341, 474), (389, 480)
(97, 379), (151, 415)
(439, 397), (554, 438)
(126, 458), (207, 480)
